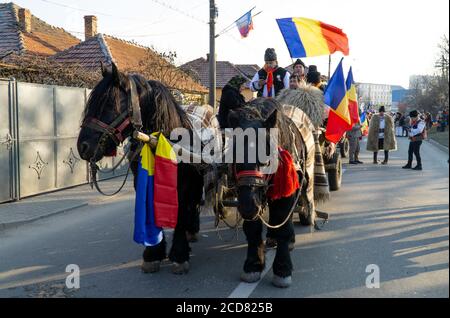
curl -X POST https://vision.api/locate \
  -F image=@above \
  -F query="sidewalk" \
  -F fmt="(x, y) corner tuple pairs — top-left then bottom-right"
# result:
(0, 177), (134, 231)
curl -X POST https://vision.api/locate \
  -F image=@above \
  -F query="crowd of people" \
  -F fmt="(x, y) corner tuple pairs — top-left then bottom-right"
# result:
(220, 47), (444, 173)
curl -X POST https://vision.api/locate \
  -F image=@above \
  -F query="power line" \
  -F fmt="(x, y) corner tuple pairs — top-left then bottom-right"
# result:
(149, 0), (208, 24)
(39, 0), (157, 22)
(67, 29), (192, 38)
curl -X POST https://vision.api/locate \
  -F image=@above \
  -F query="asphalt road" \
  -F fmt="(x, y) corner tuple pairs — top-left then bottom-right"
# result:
(0, 137), (448, 298)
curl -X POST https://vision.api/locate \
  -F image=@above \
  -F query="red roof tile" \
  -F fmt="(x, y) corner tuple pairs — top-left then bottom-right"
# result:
(0, 2), (80, 57)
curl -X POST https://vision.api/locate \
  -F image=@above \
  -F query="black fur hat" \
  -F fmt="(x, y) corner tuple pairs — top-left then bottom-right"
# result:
(409, 110), (419, 118)
(307, 71), (321, 84)
(264, 48), (277, 61)
(293, 58), (305, 68)
(308, 64), (317, 72)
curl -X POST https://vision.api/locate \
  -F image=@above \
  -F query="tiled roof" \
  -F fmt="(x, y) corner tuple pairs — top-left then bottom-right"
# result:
(52, 34), (207, 94)
(0, 2), (80, 57)
(51, 35), (110, 69)
(0, 3), (23, 55)
(181, 58), (256, 88)
(235, 64), (260, 79)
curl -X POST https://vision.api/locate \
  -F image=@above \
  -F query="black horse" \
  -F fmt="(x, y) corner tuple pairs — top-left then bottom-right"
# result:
(77, 63), (203, 274)
(225, 98), (307, 288)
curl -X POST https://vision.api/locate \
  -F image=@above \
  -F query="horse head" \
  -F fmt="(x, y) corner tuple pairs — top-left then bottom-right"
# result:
(77, 62), (139, 162)
(227, 98), (280, 221)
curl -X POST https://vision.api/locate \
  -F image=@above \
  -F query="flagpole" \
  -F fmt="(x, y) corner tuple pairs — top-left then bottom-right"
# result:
(209, 0), (217, 111)
(328, 55), (331, 80)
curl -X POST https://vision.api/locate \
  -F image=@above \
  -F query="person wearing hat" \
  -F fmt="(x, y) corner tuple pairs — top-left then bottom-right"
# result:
(218, 75), (248, 128)
(250, 48), (290, 98)
(293, 59), (307, 82)
(402, 110), (426, 170)
(367, 106), (397, 164)
(306, 68), (327, 92)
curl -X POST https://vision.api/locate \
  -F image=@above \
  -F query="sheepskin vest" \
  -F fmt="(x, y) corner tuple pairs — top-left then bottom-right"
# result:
(366, 114), (397, 152)
(257, 68), (287, 97)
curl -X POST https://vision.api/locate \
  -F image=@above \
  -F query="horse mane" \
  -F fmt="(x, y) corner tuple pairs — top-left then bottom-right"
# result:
(237, 98), (296, 154)
(82, 71), (191, 134)
(82, 74), (123, 120)
(132, 75), (191, 134)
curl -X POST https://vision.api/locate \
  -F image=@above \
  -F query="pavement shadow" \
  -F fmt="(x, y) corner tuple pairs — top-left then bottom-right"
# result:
(285, 203), (449, 297)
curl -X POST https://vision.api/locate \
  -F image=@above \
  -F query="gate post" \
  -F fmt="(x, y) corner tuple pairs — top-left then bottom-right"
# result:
(9, 78), (20, 201)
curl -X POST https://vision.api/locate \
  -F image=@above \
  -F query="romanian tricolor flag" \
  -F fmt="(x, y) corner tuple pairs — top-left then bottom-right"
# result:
(134, 133), (178, 246)
(324, 58), (352, 143)
(236, 9), (254, 38)
(276, 17), (349, 58)
(346, 67), (360, 125)
(360, 112), (369, 136)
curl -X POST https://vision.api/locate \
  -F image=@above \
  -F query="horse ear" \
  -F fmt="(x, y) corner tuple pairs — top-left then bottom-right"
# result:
(100, 61), (109, 78)
(111, 62), (120, 85)
(264, 110), (277, 128)
(227, 110), (240, 128)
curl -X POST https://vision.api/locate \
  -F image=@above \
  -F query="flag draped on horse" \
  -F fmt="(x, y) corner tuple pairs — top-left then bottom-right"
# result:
(134, 133), (178, 246)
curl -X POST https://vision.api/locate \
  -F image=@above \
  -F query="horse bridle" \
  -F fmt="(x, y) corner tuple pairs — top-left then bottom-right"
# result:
(81, 76), (144, 196)
(234, 165), (273, 221)
(233, 151), (303, 227)
(82, 76), (143, 152)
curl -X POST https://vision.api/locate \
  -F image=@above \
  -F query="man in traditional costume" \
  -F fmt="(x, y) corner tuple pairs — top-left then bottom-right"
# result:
(367, 106), (397, 164)
(250, 48), (290, 98)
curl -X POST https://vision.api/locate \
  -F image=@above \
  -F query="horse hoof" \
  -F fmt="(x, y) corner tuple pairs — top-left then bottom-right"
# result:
(141, 261), (161, 273)
(272, 275), (292, 288)
(172, 261), (190, 275)
(240, 272), (261, 283)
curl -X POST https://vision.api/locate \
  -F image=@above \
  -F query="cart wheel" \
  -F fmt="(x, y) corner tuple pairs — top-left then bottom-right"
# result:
(340, 138), (350, 158)
(328, 153), (342, 191)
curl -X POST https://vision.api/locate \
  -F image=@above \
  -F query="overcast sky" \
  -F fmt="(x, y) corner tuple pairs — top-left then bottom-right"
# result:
(10, 0), (450, 88)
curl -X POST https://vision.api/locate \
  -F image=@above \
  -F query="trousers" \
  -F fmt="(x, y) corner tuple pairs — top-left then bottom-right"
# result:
(407, 140), (422, 166)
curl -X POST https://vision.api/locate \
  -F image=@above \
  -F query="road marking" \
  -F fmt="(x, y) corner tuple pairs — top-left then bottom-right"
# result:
(227, 249), (276, 298)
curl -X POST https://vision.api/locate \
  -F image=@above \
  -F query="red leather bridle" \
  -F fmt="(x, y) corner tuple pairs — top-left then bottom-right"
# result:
(81, 75), (143, 159)
(235, 169), (272, 188)
(82, 112), (131, 147)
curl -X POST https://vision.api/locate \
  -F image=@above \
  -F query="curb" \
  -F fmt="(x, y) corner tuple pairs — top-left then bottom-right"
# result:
(0, 202), (89, 232)
(426, 138), (449, 154)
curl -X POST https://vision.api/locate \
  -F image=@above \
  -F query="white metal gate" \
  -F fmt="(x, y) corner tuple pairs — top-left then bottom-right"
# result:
(0, 79), (127, 202)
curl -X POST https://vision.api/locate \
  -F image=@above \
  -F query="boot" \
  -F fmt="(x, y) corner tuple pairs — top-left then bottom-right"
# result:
(412, 165), (422, 171)
(402, 163), (412, 169)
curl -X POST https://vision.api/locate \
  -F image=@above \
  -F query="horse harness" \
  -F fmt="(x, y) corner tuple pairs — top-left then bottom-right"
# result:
(81, 76), (144, 196)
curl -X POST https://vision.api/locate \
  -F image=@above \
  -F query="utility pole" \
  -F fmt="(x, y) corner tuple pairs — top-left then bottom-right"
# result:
(209, 0), (217, 111)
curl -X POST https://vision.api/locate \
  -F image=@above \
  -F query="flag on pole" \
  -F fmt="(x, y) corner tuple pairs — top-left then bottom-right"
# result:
(324, 58), (352, 143)
(134, 133), (178, 246)
(360, 112), (369, 136)
(346, 67), (360, 125)
(236, 8), (254, 38)
(276, 17), (349, 58)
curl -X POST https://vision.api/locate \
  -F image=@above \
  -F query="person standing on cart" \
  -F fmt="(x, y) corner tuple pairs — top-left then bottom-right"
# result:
(250, 48), (290, 98)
